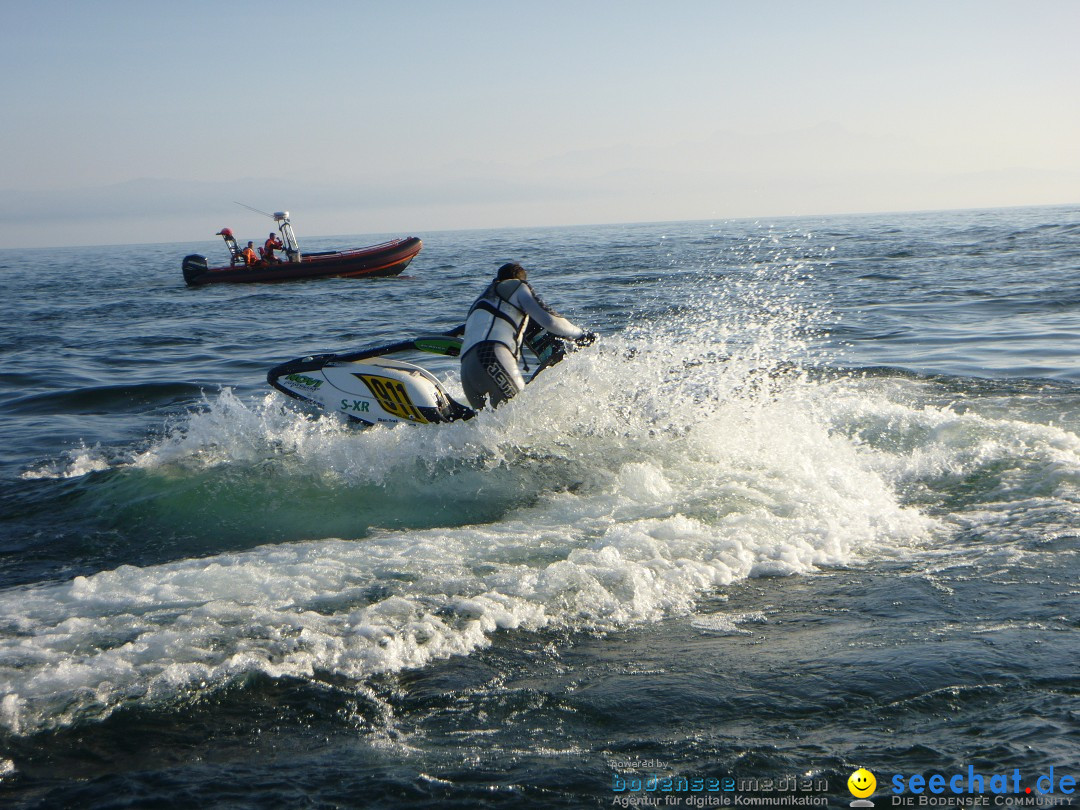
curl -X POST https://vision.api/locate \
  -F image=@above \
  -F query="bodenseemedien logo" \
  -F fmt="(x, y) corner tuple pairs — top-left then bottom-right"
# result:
(848, 768), (877, 807)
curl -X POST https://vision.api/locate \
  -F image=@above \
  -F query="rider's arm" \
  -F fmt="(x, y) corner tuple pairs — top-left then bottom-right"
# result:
(505, 281), (585, 340)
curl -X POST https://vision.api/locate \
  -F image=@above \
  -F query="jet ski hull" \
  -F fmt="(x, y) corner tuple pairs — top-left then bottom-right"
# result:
(267, 323), (573, 427)
(268, 354), (474, 426)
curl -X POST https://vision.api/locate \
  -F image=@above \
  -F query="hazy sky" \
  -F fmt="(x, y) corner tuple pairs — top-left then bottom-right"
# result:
(2, 0), (1078, 248)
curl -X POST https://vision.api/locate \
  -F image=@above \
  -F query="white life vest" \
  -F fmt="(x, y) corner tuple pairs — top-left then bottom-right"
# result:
(461, 279), (585, 358)
(462, 279), (530, 357)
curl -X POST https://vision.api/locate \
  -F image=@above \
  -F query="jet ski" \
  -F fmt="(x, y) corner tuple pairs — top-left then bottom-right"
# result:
(267, 322), (570, 427)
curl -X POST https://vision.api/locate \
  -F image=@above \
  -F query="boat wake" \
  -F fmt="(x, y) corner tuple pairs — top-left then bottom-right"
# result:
(0, 269), (999, 738)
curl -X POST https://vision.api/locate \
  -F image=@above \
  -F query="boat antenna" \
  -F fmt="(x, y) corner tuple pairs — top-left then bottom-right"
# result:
(233, 201), (275, 218)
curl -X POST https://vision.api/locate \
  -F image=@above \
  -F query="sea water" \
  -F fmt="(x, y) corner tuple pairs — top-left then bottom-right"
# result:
(0, 206), (1077, 808)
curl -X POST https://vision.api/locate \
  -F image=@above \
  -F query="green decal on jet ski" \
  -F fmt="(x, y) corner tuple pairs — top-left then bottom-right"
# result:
(286, 373), (323, 390)
(413, 337), (463, 356)
(340, 399), (371, 413)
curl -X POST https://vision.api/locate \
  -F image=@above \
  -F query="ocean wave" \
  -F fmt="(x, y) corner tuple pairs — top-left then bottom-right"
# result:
(0, 279), (937, 735)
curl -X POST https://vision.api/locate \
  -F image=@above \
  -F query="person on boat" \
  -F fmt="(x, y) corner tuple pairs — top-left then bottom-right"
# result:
(460, 262), (596, 410)
(242, 241), (259, 266)
(263, 232), (285, 263)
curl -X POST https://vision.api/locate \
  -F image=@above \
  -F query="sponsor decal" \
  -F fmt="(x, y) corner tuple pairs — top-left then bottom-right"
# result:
(285, 373), (323, 390)
(485, 361), (518, 400)
(414, 338), (462, 356)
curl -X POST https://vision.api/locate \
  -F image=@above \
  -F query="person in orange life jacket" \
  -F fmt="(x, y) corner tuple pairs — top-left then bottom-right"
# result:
(264, 232), (285, 263)
(242, 241), (259, 266)
(459, 262), (596, 410)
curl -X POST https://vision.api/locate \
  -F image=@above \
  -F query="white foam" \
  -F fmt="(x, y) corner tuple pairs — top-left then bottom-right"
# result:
(690, 611), (766, 635)
(20, 443), (111, 480)
(0, 363), (937, 736)
(3, 259), (950, 735)
(819, 375), (1080, 551)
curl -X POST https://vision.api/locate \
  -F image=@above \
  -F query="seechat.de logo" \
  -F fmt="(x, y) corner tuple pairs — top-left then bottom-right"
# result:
(849, 768), (877, 807)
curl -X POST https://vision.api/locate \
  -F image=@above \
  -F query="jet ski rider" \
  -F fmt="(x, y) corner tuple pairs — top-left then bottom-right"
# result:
(460, 262), (596, 410)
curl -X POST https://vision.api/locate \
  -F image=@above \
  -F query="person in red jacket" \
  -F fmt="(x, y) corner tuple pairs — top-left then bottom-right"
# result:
(264, 232), (285, 263)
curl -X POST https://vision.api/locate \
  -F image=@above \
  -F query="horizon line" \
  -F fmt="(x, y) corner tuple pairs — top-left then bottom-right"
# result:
(3, 200), (1077, 252)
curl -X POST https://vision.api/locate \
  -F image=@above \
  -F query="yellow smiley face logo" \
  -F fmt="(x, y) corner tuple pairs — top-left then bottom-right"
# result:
(848, 768), (877, 798)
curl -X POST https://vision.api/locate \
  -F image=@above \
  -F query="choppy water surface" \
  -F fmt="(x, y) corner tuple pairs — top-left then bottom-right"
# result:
(1, 206), (1078, 808)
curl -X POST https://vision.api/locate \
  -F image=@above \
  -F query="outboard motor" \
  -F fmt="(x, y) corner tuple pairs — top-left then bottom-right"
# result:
(182, 254), (208, 285)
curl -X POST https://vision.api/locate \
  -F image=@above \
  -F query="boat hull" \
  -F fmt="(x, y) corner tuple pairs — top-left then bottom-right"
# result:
(183, 237), (422, 286)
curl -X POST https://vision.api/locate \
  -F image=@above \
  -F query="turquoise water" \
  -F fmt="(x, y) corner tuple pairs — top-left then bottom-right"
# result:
(1, 206), (1078, 807)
